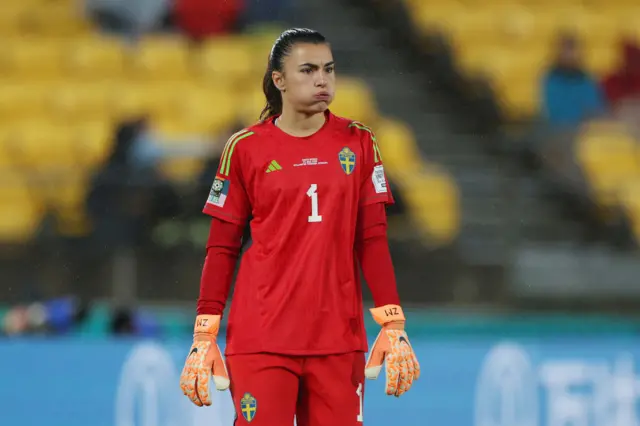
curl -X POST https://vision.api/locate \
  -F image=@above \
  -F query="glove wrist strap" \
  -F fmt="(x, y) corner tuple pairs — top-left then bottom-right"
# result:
(194, 314), (221, 337)
(370, 304), (405, 326)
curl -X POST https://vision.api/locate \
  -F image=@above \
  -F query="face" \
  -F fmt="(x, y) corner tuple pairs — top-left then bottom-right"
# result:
(558, 39), (580, 68)
(273, 43), (335, 115)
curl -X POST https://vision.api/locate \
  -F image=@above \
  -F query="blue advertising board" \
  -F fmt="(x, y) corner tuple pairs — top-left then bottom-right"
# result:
(2, 334), (640, 426)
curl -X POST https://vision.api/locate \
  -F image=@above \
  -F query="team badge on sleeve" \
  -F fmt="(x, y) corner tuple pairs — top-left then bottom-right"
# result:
(372, 164), (387, 193)
(339, 147), (356, 175)
(207, 176), (230, 207)
(240, 392), (257, 422)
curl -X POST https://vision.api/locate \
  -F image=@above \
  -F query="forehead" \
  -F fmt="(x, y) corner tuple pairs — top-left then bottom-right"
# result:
(285, 43), (333, 66)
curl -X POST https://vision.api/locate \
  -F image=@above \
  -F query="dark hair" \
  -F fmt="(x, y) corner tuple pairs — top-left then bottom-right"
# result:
(260, 28), (328, 121)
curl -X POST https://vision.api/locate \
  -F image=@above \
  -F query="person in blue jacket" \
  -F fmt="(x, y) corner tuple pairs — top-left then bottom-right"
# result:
(541, 33), (606, 128)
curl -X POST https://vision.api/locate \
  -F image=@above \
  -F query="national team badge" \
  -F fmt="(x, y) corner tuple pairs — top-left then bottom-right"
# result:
(207, 176), (230, 207)
(240, 392), (257, 422)
(339, 147), (356, 175)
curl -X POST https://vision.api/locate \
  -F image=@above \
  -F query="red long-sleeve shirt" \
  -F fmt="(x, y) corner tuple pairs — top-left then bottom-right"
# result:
(197, 202), (400, 316)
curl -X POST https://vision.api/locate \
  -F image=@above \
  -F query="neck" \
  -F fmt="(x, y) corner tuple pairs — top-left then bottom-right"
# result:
(276, 105), (326, 137)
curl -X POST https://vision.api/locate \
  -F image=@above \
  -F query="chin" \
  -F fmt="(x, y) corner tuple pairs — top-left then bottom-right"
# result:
(308, 102), (330, 115)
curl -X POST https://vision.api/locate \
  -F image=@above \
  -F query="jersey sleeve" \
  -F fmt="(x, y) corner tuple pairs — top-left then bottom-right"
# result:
(202, 130), (253, 225)
(355, 123), (395, 207)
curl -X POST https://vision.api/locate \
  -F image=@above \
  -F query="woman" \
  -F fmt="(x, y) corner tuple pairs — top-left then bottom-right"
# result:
(180, 28), (420, 425)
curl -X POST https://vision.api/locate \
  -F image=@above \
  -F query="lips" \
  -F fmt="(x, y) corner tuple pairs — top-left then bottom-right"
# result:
(314, 92), (331, 101)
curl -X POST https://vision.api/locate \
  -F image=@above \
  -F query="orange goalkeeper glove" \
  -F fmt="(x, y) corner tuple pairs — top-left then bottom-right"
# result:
(180, 314), (230, 406)
(364, 305), (420, 397)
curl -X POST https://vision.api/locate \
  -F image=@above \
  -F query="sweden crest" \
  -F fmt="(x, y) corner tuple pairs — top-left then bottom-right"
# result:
(339, 147), (356, 175)
(240, 392), (257, 422)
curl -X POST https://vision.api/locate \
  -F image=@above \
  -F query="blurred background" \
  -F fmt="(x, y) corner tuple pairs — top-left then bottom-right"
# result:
(3, 0), (640, 425)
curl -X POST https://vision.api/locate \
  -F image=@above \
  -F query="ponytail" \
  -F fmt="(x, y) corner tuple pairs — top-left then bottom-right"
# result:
(258, 28), (327, 122)
(260, 62), (282, 121)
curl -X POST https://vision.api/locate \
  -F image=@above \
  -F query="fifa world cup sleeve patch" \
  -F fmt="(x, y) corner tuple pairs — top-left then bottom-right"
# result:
(372, 165), (387, 194)
(207, 177), (230, 207)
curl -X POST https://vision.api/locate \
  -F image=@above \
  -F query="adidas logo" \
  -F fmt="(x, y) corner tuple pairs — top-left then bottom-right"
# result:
(265, 160), (282, 173)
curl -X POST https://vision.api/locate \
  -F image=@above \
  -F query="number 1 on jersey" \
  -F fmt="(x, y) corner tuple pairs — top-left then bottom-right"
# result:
(307, 184), (322, 223)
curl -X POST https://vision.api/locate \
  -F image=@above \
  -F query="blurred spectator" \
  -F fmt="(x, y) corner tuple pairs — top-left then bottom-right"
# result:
(173, 0), (245, 41)
(541, 33), (606, 129)
(85, 118), (183, 250)
(86, 0), (172, 37)
(601, 39), (640, 110)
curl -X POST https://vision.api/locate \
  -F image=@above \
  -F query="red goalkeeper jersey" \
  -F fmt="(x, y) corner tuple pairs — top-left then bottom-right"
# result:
(203, 111), (394, 355)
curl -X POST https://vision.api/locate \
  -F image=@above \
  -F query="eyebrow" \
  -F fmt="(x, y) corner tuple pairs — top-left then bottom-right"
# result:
(299, 61), (335, 68)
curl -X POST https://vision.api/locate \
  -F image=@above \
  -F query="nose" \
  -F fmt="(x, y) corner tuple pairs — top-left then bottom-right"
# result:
(315, 71), (327, 87)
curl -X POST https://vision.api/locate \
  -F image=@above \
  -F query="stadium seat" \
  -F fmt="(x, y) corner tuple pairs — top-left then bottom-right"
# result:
(158, 158), (205, 183)
(110, 83), (151, 121)
(22, 3), (92, 36)
(0, 5), (23, 37)
(331, 78), (378, 125)
(67, 120), (114, 169)
(238, 89), (269, 126)
(152, 84), (238, 136)
(65, 37), (127, 80)
(576, 122), (640, 207)
(47, 83), (114, 121)
(9, 123), (77, 172)
(129, 37), (192, 81)
(403, 169), (460, 245)
(0, 172), (43, 243)
(1, 38), (66, 79)
(0, 83), (48, 121)
(374, 118), (423, 177)
(0, 143), (11, 170)
(195, 36), (255, 88)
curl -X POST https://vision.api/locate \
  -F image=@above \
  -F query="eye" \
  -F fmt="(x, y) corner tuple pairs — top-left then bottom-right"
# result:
(301, 68), (313, 74)
(325, 66), (335, 73)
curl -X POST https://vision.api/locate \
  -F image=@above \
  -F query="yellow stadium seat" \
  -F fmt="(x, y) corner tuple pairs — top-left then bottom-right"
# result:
(238, 89), (268, 126)
(22, 3), (92, 36)
(0, 172), (43, 243)
(331, 78), (377, 124)
(411, 1), (468, 35)
(159, 158), (205, 183)
(152, 85), (238, 136)
(0, 144), (12, 170)
(403, 169), (460, 245)
(0, 83), (48, 121)
(576, 122), (640, 207)
(494, 77), (540, 119)
(195, 37), (254, 88)
(47, 83), (114, 121)
(247, 30), (283, 60)
(68, 120), (114, 169)
(0, 6), (24, 37)
(129, 37), (192, 81)
(374, 118), (423, 177)
(9, 123), (77, 172)
(584, 46), (620, 77)
(65, 37), (126, 80)
(2, 38), (66, 79)
(110, 83), (151, 121)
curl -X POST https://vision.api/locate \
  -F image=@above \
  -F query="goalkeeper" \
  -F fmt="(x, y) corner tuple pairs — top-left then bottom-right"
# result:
(180, 28), (420, 425)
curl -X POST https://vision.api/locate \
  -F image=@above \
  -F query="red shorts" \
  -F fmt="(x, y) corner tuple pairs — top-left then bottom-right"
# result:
(227, 352), (366, 426)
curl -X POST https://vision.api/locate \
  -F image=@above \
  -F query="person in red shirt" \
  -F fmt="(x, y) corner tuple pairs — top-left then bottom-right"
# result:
(179, 28), (420, 425)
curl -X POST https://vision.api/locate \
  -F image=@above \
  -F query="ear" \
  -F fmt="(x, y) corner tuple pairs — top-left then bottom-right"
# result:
(272, 71), (285, 92)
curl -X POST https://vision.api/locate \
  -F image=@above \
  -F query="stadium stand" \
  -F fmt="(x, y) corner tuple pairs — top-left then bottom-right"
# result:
(399, 0), (640, 248)
(403, 0), (633, 120)
(0, 0), (460, 248)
